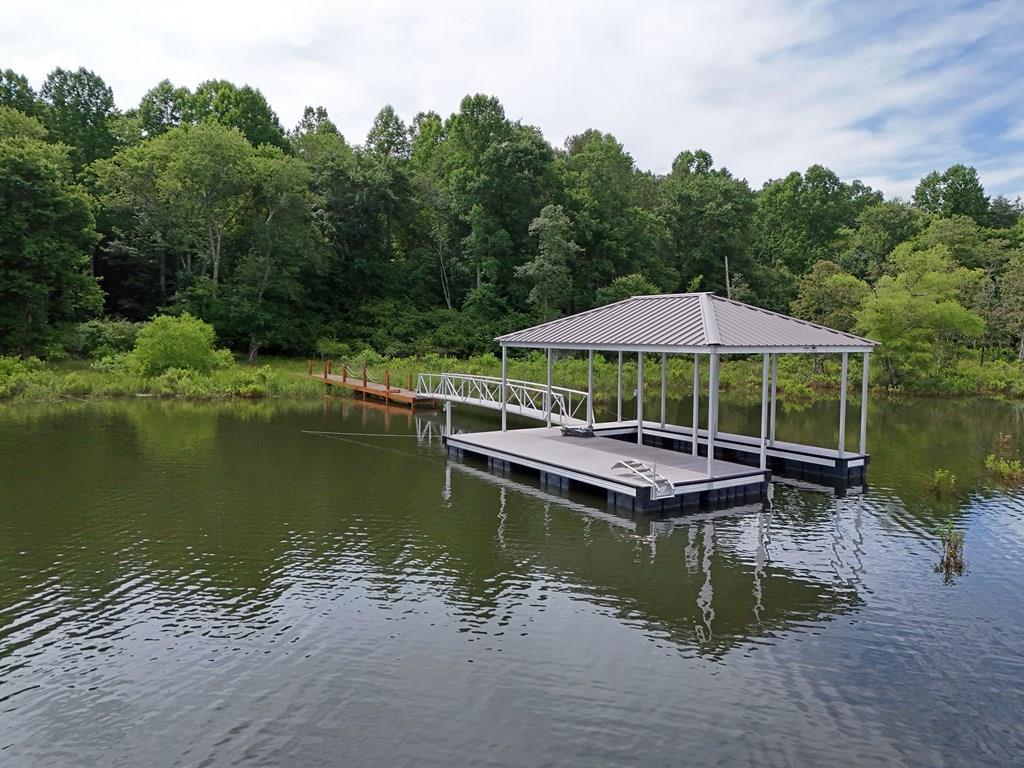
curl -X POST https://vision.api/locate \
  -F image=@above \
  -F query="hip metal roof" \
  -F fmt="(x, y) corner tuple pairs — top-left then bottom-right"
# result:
(496, 293), (875, 353)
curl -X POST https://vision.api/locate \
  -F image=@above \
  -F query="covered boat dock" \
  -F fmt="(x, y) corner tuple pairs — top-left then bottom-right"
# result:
(440, 292), (876, 510)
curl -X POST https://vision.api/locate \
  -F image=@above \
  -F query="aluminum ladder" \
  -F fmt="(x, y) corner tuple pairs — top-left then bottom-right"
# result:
(611, 459), (676, 500)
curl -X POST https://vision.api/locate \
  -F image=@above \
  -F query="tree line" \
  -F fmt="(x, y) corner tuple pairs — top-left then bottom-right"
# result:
(2, 66), (1023, 390)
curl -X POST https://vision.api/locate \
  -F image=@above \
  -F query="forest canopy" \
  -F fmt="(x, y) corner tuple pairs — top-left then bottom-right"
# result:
(1, 66), (1023, 391)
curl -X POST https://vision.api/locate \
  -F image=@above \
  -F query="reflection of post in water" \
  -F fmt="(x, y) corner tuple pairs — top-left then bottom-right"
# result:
(496, 487), (507, 550)
(695, 520), (716, 643)
(753, 510), (768, 623)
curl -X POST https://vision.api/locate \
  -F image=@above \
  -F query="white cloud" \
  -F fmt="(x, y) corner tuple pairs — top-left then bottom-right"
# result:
(3, 0), (1023, 197)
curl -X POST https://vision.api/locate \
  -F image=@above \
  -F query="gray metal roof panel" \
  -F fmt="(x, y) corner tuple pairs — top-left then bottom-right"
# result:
(496, 293), (875, 350)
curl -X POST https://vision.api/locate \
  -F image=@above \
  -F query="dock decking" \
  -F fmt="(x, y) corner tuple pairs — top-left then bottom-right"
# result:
(446, 427), (769, 511)
(592, 421), (868, 483)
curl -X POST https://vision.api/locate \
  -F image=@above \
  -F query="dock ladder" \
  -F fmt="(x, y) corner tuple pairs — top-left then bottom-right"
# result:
(610, 460), (676, 500)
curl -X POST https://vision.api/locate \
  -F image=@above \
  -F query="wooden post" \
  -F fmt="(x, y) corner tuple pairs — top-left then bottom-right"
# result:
(307, 359), (312, 376)
(327, 359), (332, 376)
(322, 360), (327, 381)
(692, 354), (700, 456)
(385, 370), (390, 405)
(362, 367), (368, 388)
(342, 365), (348, 383)
(636, 352), (644, 445)
(859, 352), (870, 455)
(838, 352), (848, 457)
(408, 373), (413, 391)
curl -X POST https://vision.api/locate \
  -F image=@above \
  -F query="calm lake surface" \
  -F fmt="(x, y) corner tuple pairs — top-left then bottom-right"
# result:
(2, 393), (1023, 767)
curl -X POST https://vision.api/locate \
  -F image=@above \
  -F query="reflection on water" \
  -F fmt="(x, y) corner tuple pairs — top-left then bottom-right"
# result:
(1, 396), (1023, 767)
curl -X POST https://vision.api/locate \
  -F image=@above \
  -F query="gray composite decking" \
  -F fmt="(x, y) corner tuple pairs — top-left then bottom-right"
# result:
(592, 421), (868, 467)
(446, 426), (768, 507)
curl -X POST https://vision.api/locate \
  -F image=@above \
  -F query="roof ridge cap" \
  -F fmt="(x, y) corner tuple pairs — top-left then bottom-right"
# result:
(699, 293), (721, 345)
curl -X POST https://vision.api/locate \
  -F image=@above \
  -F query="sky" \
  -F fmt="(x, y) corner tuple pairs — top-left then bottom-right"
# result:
(3, 0), (1023, 199)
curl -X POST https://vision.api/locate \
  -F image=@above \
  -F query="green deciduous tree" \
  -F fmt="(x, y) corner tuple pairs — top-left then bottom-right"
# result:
(40, 67), (116, 171)
(594, 273), (661, 306)
(754, 165), (881, 276)
(790, 260), (869, 332)
(516, 204), (580, 320)
(912, 164), (989, 222)
(857, 244), (985, 387)
(660, 149), (755, 298)
(0, 134), (102, 354)
(186, 80), (287, 148)
(835, 200), (926, 281)
(0, 69), (42, 116)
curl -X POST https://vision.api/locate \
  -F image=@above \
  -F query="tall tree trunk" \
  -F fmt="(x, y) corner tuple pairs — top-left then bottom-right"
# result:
(248, 337), (260, 365)
(1018, 334), (1024, 361)
(724, 254), (732, 299)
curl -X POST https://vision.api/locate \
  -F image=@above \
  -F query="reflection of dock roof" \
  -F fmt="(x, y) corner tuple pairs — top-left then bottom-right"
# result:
(497, 293), (876, 354)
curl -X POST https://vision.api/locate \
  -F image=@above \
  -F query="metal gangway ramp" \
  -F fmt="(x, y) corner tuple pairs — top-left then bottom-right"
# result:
(416, 372), (590, 425)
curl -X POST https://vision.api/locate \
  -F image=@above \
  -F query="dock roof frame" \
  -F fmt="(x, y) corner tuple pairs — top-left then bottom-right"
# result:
(496, 292), (876, 355)
(494, 292), (874, 474)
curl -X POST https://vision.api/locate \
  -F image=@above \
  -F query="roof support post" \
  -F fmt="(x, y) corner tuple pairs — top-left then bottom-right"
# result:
(636, 352), (644, 445)
(445, 400), (452, 436)
(769, 353), (778, 446)
(545, 348), (553, 428)
(759, 353), (769, 470)
(838, 352), (848, 457)
(692, 354), (700, 457)
(859, 352), (870, 455)
(616, 351), (623, 422)
(706, 350), (720, 477)
(660, 352), (667, 428)
(587, 350), (594, 427)
(500, 345), (508, 432)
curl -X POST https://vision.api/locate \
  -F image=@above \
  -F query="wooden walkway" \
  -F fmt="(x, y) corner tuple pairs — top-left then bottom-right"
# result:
(308, 362), (437, 408)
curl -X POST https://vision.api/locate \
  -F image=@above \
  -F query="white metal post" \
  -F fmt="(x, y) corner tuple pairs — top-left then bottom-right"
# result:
(759, 353), (769, 470)
(616, 351), (623, 422)
(636, 352), (644, 445)
(587, 350), (594, 427)
(838, 352), (848, 457)
(500, 345), (508, 432)
(706, 351), (720, 477)
(660, 352), (667, 427)
(445, 400), (452, 436)
(769, 353), (778, 446)
(859, 352), (870, 455)
(546, 348), (553, 428)
(692, 354), (700, 456)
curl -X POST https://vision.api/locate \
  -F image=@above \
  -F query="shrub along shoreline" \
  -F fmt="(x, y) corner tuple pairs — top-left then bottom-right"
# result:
(6, 312), (1024, 404)
(7, 347), (1024, 405)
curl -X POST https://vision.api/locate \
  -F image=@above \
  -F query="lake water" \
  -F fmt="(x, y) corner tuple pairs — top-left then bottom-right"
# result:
(1, 394), (1023, 767)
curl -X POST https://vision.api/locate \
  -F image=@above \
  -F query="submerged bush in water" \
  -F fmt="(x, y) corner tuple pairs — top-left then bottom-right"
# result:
(936, 521), (966, 583)
(984, 453), (1024, 483)
(931, 468), (956, 495)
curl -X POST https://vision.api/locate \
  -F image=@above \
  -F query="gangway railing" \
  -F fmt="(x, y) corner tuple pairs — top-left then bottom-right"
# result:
(415, 372), (590, 425)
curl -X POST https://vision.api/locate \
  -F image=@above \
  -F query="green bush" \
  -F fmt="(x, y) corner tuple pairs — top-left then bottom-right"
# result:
(316, 338), (351, 359)
(72, 319), (141, 359)
(131, 314), (224, 375)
